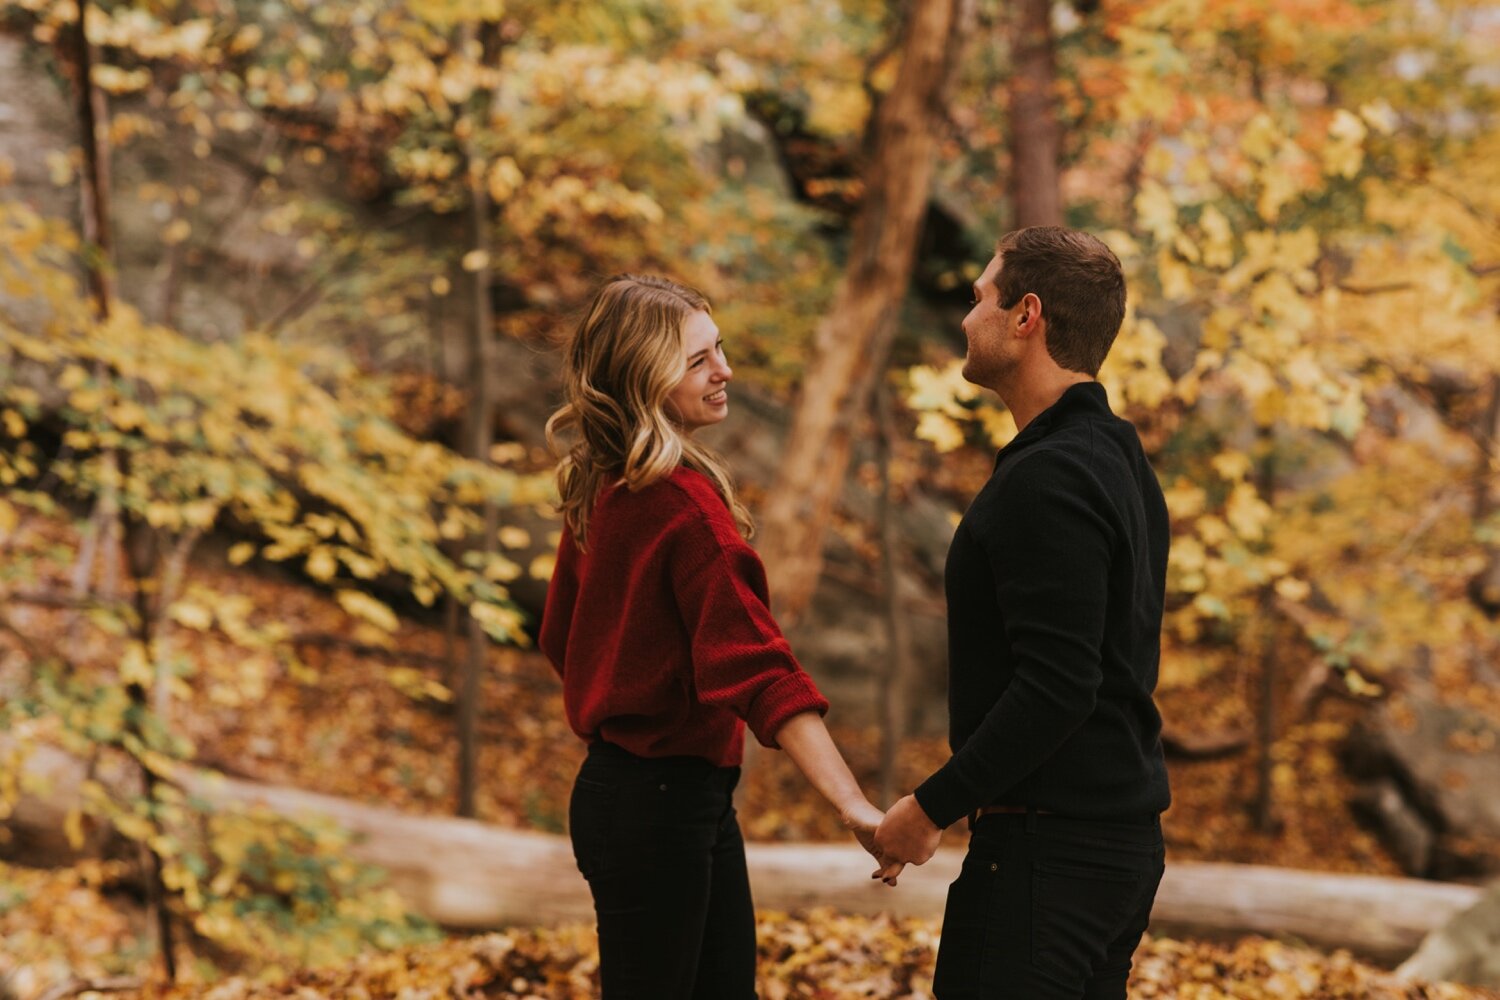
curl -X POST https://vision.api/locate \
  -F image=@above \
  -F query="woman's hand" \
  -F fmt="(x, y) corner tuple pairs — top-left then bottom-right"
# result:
(842, 799), (904, 886)
(773, 712), (902, 885)
(841, 799), (885, 861)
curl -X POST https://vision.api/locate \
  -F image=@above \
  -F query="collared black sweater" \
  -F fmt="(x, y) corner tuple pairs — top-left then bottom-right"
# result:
(913, 381), (1171, 828)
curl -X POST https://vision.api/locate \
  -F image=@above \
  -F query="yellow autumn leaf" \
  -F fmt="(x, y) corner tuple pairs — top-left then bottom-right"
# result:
(336, 589), (400, 632)
(487, 156), (524, 203)
(529, 552), (557, 580)
(59, 364), (89, 391)
(227, 542), (257, 565)
(119, 643), (153, 687)
(64, 807), (86, 850)
(914, 411), (967, 453)
(485, 555), (522, 582)
(1225, 483), (1272, 541)
(461, 249), (490, 272)
(305, 547), (338, 582)
(498, 526), (531, 549)
(1210, 451), (1252, 481)
(1274, 576), (1311, 601)
(162, 218), (192, 245)
(470, 601), (524, 642)
(976, 405), (1019, 448)
(169, 601), (213, 631)
(115, 813), (153, 842)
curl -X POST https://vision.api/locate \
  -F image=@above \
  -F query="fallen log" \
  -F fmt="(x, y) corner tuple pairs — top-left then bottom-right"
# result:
(2, 741), (1482, 962)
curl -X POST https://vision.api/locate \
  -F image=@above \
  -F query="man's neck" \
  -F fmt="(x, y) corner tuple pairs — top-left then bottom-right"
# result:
(994, 370), (1095, 434)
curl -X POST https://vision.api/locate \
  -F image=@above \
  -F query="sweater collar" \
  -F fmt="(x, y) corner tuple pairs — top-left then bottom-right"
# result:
(994, 381), (1111, 465)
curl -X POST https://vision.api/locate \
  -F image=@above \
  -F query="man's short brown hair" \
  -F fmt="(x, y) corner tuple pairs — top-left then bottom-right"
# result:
(995, 226), (1126, 377)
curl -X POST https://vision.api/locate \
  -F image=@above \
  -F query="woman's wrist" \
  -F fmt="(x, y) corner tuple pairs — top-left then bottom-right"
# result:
(838, 795), (880, 828)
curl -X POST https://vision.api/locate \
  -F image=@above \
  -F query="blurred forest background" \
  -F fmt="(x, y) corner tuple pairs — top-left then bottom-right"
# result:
(1, 0), (1499, 996)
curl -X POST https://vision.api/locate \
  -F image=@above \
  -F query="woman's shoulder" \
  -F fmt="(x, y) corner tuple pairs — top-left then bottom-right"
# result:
(600, 466), (731, 527)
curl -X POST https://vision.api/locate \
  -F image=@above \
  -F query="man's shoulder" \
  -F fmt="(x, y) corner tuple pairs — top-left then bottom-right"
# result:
(995, 436), (1104, 494)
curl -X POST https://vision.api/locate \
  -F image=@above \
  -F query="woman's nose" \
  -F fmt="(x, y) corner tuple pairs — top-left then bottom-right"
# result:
(714, 359), (732, 382)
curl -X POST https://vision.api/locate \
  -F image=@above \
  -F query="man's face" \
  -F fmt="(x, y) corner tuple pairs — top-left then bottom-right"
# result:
(960, 254), (1020, 389)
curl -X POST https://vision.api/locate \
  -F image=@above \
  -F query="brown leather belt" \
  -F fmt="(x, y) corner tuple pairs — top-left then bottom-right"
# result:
(975, 804), (1054, 818)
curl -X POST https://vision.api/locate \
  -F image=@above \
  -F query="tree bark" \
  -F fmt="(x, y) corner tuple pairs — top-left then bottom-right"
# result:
(66, 0), (114, 317)
(3, 740), (1481, 964)
(1253, 435), (1281, 834)
(1008, 0), (1064, 228)
(875, 381), (913, 808)
(758, 0), (974, 622)
(120, 516), (178, 983)
(1467, 374), (1500, 615)
(456, 20), (503, 820)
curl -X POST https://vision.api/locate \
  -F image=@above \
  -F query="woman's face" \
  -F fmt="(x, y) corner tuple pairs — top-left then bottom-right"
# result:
(665, 309), (732, 432)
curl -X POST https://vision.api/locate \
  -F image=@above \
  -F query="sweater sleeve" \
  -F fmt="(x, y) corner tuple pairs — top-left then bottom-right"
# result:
(537, 525), (578, 681)
(665, 493), (829, 748)
(914, 449), (1117, 828)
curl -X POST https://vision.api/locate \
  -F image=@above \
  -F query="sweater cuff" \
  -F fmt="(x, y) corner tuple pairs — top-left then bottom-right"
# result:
(745, 671), (829, 749)
(913, 766), (973, 830)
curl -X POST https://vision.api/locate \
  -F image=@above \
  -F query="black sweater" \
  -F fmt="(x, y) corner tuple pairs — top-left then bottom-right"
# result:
(913, 382), (1171, 828)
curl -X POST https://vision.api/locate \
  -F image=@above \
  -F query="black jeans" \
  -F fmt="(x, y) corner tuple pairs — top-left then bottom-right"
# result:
(569, 740), (757, 1000)
(933, 810), (1165, 999)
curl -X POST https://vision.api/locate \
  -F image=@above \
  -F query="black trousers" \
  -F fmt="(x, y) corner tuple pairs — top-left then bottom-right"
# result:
(933, 810), (1165, 999)
(568, 740), (757, 1000)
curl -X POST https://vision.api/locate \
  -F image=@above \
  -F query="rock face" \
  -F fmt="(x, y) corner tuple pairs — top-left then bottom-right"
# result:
(0, 36), (75, 219)
(1398, 881), (1500, 989)
(1347, 692), (1500, 879)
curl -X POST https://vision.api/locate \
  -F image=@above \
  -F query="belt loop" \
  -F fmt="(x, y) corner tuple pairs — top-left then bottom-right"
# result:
(1025, 804), (1038, 833)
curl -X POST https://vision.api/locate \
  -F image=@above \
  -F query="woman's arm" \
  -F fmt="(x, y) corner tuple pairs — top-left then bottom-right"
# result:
(774, 710), (886, 861)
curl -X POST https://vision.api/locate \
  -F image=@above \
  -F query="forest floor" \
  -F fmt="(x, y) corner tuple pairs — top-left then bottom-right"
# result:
(5, 527), (1500, 998)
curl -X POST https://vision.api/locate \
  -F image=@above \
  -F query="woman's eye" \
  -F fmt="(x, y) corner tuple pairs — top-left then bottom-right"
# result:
(689, 358), (705, 369)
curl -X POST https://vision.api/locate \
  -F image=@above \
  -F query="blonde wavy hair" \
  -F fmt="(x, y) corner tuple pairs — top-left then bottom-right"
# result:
(545, 274), (752, 547)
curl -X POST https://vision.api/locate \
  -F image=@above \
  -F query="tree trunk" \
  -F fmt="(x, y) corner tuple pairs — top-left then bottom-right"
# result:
(1467, 374), (1500, 615)
(4, 740), (1481, 964)
(456, 21), (502, 820)
(120, 516), (178, 983)
(875, 381), (913, 808)
(63, 0), (124, 610)
(66, 0), (114, 317)
(1252, 434), (1281, 833)
(758, 0), (974, 622)
(1008, 0), (1064, 228)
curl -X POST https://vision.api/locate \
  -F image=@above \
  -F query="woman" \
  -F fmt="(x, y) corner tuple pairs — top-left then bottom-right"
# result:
(540, 274), (884, 998)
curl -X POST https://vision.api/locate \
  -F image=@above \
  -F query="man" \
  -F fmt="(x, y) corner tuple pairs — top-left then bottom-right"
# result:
(873, 226), (1171, 999)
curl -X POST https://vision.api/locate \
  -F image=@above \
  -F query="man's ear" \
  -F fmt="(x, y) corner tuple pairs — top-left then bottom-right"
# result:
(1017, 292), (1043, 333)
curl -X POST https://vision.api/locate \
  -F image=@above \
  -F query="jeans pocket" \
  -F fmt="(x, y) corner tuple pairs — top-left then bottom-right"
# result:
(568, 773), (617, 881)
(1030, 859), (1144, 986)
(933, 850), (1003, 997)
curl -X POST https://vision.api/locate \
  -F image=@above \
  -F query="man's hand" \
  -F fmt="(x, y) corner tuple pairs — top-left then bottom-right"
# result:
(872, 794), (941, 883)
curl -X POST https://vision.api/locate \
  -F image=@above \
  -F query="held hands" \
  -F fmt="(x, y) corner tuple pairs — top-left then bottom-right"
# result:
(841, 799), (903, 886)
(870, 794), (942, 885)
(841, 798), (887, 864)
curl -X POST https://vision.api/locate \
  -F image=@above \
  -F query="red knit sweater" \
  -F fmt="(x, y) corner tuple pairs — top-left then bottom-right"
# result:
(539, 466), (828, 767)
